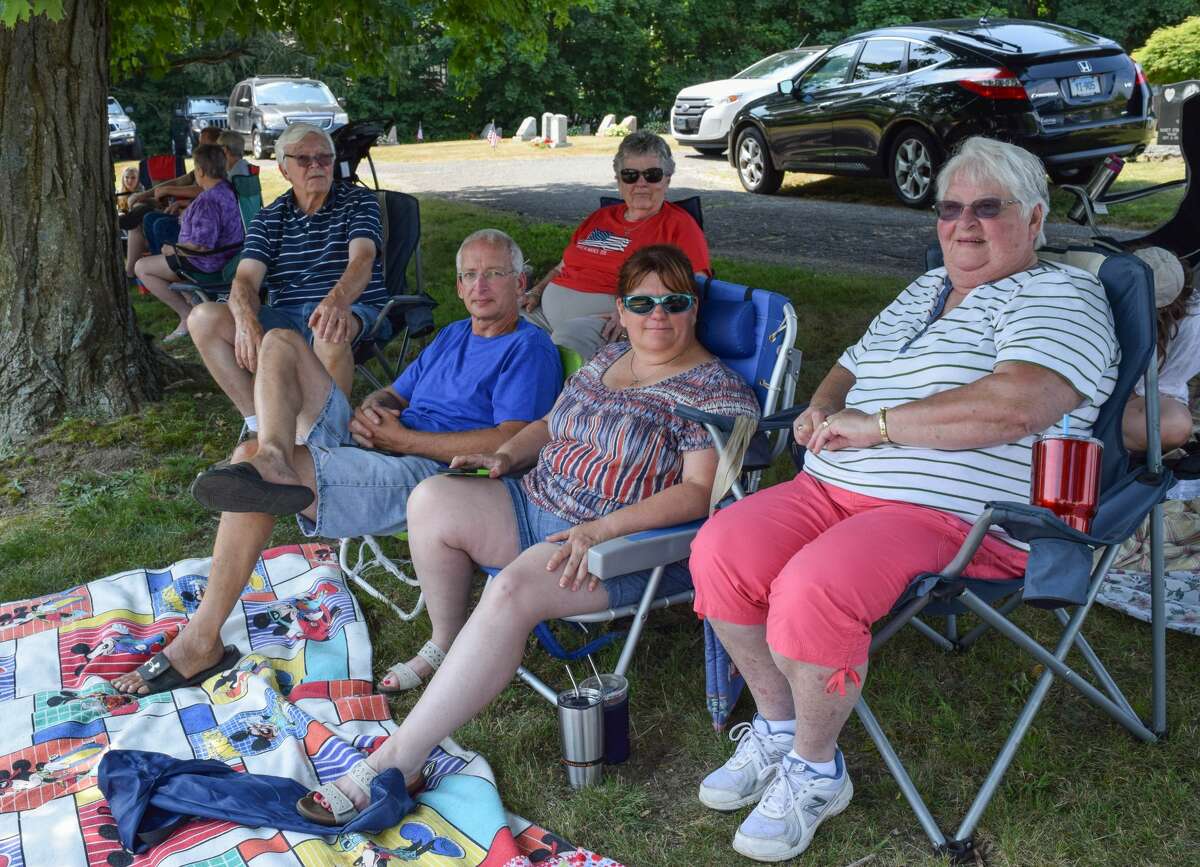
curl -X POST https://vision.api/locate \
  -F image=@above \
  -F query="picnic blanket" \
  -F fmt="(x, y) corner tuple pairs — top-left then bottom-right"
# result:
(0, 543), (621, 867)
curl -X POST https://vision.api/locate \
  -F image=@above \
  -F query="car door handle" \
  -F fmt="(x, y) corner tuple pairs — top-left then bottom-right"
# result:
(877, 92), (898, 99)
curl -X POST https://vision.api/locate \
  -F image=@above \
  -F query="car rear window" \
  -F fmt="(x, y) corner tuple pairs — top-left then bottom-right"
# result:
(852, 39), (908, 81)
(958, 23), (1099, 53)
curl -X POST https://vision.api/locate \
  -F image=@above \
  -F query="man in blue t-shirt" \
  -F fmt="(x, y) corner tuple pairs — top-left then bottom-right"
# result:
(110, 230), (562, 697)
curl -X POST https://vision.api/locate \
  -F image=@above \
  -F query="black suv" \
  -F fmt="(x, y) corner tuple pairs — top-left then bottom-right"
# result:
(170, 96), (229, 156)
(228, 76), (348, 159)
(727, 18), (1154, 207)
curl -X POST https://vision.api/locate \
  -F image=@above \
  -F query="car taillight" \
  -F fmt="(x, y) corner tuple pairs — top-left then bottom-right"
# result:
(1134, 63), (1148, 86)
(958, 68), (1028, 100)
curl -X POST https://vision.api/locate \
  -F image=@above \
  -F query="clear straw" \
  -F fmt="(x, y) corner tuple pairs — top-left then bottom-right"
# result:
(1062, 414), (1070, 436)
(565, 665), (580, 699)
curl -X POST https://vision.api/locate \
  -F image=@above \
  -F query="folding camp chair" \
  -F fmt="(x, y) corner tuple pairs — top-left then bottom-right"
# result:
(697, 245), (1172, 860)
(167, 173), (264, 303)
(598, 195), (704, 229)
(138, 153), (187, 190)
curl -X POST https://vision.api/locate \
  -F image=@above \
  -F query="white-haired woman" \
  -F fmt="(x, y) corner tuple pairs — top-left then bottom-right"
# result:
(688, 136), (1120, 863)
(522, 130), (711, 359)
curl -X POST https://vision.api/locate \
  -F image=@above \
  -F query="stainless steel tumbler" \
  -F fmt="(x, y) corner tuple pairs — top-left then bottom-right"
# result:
(557, 686), (604, 788)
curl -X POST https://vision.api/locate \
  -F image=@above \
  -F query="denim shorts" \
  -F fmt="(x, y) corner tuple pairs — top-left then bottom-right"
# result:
(500, 478), (693, 610)
(258, 301), (392, 348)
(297, 385), (440, 539)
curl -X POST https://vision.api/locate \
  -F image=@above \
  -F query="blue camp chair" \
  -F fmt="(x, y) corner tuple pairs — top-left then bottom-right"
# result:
(339, 276), (803, 693)
(703, 244), (1173, 861)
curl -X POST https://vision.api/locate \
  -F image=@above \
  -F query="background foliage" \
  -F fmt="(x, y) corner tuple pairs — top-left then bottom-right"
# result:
(1134, 17), (1200, 84)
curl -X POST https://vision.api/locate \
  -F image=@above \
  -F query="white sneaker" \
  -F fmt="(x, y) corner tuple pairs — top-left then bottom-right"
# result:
(698, 715), (793, 811)
(732, 751), (853, 863)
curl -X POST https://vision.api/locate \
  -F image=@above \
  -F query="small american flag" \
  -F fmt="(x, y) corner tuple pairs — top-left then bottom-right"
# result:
(578, 229), (631, 253)
(487, 124), (500, 149)
(416, 122), (424, 142)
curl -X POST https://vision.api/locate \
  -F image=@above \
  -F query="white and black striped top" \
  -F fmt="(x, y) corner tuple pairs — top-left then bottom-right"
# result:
(241, 183), (387, 309)
(804, 262), (1120, 538)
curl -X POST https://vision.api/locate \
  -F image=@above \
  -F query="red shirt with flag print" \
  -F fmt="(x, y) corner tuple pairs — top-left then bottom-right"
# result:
(555, 201), (711, 295)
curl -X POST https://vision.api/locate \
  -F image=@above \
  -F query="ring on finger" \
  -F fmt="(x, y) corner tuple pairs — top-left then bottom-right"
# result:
(820, 419), (832, 429)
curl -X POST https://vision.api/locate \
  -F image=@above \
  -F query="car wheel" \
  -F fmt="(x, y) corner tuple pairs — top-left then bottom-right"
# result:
(251, 130), (265, 160)
(889, 127), (939, 209)
(693, 145), (726, 156)
(1049, 161), (1101, 185)
(735, 128), (783, 195)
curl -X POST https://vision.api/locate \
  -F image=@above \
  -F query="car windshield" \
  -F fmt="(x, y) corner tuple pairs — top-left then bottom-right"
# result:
(107, 98), (123, 116)
(734, 51), (818, 80)
(256, 81), (335, 106)
(188, 98), (227, 114)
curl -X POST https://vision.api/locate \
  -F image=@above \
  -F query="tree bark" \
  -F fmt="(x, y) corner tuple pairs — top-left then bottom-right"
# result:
(0, 0), (164, 445)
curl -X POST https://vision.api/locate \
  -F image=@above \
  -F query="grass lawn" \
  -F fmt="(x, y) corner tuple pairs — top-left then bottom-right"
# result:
(26, 195), (1199, 865)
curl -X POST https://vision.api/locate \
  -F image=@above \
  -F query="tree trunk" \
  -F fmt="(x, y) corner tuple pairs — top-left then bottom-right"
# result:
(0, 0), (164, 445)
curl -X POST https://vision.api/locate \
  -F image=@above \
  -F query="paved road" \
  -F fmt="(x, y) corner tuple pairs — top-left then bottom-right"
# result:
(372, 149), (1130, 278)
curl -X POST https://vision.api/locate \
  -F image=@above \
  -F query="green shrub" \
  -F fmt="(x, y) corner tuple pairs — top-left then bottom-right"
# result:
(1134, 17), (1200, 83)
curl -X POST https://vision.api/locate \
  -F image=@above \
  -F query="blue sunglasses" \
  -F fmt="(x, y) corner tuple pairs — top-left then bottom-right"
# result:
(621, 293), (696, 315)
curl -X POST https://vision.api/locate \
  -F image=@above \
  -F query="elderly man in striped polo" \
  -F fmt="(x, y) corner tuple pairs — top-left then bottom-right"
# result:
(189, 122), (390, 425)
(688, 136), (1120, 863)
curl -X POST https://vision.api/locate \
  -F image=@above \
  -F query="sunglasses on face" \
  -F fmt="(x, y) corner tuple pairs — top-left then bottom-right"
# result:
(618, 167), (666, 184)
(933, 197), (1019, 221)
(621, 293), (696, 315)
(285, 152), (334, 169)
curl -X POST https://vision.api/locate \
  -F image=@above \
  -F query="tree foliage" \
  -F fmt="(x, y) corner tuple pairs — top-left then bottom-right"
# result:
(1134, 17), (1200, 83)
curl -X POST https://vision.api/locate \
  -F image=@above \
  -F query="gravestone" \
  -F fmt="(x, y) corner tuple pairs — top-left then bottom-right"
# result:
(514, 116), (537, 140)
(1153, 83), (1199, 146)
(480, 121), (496, 140)
(541, 112), (554, 140)
(596, 113), (616, 135)
(550, 114), (571, 148)
(385, 125), (398, 145)
(620, 115), (637, 133)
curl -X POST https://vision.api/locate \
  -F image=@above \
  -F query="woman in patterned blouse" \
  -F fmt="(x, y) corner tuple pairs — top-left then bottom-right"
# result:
(297, 244), (759, 825)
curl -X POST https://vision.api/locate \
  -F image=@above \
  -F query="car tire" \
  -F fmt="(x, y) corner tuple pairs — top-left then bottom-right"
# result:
(251, 129), (267, 160)
(693, 145), (726, 156)
(1048, 161), (1101, 185)
(735, 128), (782, 195)
(889, 127), (939, 209)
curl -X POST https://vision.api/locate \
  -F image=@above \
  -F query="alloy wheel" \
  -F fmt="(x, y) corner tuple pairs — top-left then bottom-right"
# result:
(894, 137), (932, 203)
(739, 137), (763, 188)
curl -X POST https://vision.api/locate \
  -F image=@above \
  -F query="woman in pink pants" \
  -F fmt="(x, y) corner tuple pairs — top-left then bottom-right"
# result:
(690, 137), (1122, 863)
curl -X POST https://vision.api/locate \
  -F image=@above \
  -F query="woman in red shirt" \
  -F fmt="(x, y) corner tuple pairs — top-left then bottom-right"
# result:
(522, 131), (711, 360)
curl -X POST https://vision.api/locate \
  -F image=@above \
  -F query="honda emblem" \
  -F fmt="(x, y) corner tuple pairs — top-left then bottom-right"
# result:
(1077, 61), (1092, 73)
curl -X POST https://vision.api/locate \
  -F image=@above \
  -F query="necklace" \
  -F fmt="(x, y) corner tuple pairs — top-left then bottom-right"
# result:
(628, 347), (689, 387)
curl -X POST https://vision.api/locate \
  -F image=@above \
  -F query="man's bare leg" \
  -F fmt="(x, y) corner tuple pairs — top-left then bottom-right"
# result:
(190, 303), (255, 415)
(313, 317), (362, 399)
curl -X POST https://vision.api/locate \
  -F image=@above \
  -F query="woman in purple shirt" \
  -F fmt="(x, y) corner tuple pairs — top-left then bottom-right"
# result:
(134, 143), (244, 343)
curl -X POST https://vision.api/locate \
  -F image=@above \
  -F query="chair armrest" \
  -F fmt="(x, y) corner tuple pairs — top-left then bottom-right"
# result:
(587, 519), (705, 580)
(675, 403), (807, 434)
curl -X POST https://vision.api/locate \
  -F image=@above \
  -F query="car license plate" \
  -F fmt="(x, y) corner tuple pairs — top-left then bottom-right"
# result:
(1069, 75), (1101, 98)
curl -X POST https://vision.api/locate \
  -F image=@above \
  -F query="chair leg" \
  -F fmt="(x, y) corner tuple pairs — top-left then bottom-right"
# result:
(515, 665), (560, 705)
(855, 697), (948, 850)
(1149, 500), (1168, 735)
(1053, 608), (1137, 719)
(614, 565), (664, 678)
(909, 617), (958, 651)
(956, 593), (1023, 649)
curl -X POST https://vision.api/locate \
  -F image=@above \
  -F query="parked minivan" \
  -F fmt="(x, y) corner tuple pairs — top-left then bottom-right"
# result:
(228, 76), (348, 159)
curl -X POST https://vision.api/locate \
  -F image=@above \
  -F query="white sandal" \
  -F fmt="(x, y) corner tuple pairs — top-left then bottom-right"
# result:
(379, 640), (445, 693)
(297, 759), (377, 826)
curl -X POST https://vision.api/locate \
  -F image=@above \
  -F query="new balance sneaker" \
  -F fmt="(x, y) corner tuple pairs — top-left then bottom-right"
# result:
(732, 751), (853, 862)
(698, 715), (793, 811)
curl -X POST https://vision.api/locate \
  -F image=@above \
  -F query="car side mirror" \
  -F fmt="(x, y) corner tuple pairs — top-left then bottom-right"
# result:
(238, 98), (250, 106)
(777, 80), (795, 97)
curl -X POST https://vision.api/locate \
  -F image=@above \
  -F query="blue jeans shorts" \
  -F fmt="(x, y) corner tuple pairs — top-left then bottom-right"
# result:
(297, 385), (440, 539)
(500, 478), (693, 610)
(258, 301), (392, 347)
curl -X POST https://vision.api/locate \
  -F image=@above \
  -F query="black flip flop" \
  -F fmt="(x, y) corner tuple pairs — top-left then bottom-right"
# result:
(191, 462), (315, 515)
(127, 645), (242, 696)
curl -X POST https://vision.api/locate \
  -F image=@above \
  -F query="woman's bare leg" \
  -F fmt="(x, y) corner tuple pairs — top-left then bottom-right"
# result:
(134, 254), (192, 327)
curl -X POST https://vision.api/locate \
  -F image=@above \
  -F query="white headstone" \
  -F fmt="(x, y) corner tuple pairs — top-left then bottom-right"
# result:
(596, 114), (616, 135)
(514, 116), (537, 140)
(620, 115), (637, 133)
(480, 121), (496, 140)
(541, 112), (554, 139)
(385, 125), (398, 145)
(550, 113), (571, 148)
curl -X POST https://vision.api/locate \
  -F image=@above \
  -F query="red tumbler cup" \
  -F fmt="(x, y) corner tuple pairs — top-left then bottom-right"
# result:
(1030, 434), (1103, 533)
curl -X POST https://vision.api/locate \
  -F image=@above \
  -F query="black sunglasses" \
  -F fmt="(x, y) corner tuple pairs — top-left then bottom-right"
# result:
(285, 152), (334, 169)
(621, 293), (696, 315)
(932, 197), (1019, 221)
(618, 167), (666, 184)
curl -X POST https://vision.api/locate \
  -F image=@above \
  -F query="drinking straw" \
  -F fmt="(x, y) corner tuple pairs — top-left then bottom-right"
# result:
(586, 654), (602, 684)
(1062, 414), (1070, 436)
(565, 665), (580, 698)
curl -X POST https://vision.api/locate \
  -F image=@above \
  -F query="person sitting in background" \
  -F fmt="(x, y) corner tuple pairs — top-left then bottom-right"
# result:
(688, 137), (1118, 863)
(218, 130), (255, 178)
(293, 245), (758, 825)
(189, 122), (392, 423)
(116, 166), (142, 216)
(522, 130), (710, 360)
(1122, 246), (1197, 452)
(110, 229), (562, 697)
(133, 144), (245, 344)
(121, 126), (223, 282)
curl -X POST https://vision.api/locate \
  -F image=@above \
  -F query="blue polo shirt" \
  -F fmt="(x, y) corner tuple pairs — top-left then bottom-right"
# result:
(241, 183), (388, 309)
(393, 319), (562, 432)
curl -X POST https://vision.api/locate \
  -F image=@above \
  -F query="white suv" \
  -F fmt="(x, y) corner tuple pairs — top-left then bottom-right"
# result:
(670, 46), (826, 155)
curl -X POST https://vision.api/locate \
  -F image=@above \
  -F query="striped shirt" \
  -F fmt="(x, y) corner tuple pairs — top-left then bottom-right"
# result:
(804, 262), (1119, 538)
(241, 183), (387, 308)
(524, 342), (760, 523)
